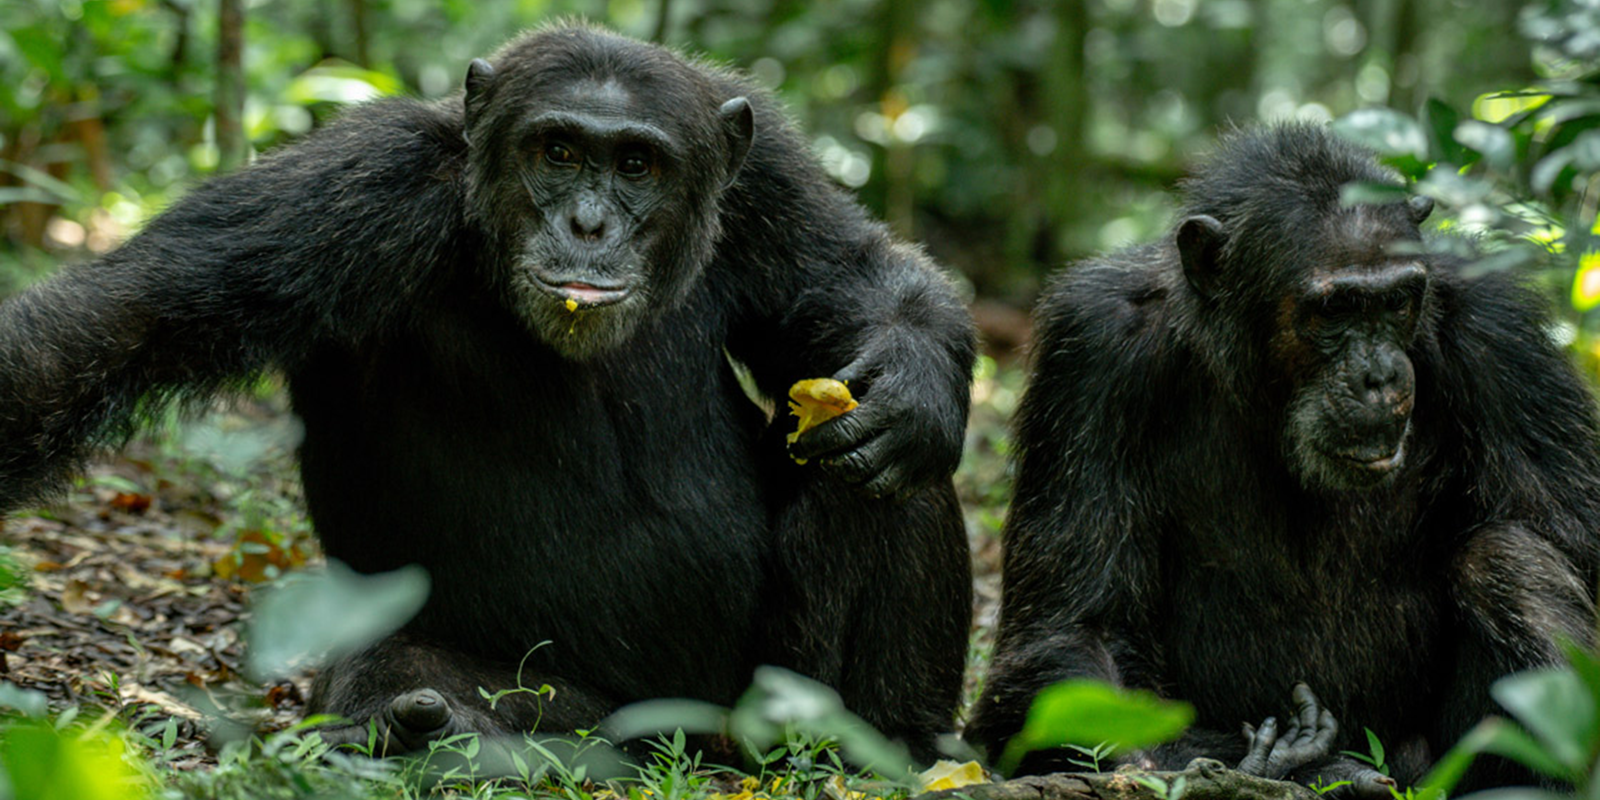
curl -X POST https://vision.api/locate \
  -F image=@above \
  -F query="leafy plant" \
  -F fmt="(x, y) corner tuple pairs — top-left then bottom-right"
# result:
(996, 679), (1194, 776)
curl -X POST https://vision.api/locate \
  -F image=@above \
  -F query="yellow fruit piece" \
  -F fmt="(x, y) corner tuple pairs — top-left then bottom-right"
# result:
(916, 759), (989, 793)
(785, 378), (858, 453)
(564, 298), (579, 312)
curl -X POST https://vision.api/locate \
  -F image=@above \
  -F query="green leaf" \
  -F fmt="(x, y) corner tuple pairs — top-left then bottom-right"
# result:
(998, 680), (1193, 775)
(1491, 667), (1599, 774)
(245, 560), (430, 682)
(1334, 109), (1431, 162)
(1339, 182), (1409, 208)
(1531, 148), (1577, 195)
(1424, 98), (1468, 164)
(1365, 727), (1385, 767)
(1454, 120), (1516, 171)
(0, 682), (48, 717)
(283, 62), (405, 106)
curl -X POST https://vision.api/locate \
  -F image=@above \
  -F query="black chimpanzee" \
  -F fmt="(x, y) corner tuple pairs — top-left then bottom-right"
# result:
(964, 123), (1600, 792)
(0, 24), (975, 758)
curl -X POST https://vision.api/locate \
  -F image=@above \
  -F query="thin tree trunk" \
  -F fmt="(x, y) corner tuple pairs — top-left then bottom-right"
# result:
(348, 0), (369, 67)
(652, 0), (673, 43)
(215, 0), (247, 173)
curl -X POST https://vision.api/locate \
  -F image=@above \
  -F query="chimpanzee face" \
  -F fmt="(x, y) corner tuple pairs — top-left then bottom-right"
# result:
(1269, 197), (1435, 490)
(1280, 256), (1429, 489)
(1177, 191), (1435, 491)
(460, 27), (753, 359)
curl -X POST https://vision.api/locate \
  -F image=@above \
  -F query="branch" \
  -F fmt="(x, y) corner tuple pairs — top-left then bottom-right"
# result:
(921, 759), (1322, 800)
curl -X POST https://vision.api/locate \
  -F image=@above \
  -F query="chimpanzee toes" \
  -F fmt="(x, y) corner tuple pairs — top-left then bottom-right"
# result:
(381, 688), (455, 750)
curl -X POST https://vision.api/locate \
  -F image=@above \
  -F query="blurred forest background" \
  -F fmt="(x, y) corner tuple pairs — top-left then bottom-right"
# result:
(0, 0), (1569, 349)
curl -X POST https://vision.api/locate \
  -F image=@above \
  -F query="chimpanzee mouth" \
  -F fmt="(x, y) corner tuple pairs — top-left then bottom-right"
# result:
(1334, 437), (1406, 474)
(535, 276), (633, 308)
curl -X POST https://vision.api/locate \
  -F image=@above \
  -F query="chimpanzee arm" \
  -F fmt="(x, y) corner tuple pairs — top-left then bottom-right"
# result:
(1424, 271), (1600, 775)
(716, 98), (975, 497)
(0, 100), (467, 508)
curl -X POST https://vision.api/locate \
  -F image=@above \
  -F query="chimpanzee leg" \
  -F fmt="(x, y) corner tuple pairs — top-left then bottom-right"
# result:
(759, 450), (971, 763)
(309, 633), (618, 754)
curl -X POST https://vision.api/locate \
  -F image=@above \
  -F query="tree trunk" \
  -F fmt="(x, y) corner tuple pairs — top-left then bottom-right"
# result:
(215, 0), (247, 173)
(921, 760), (1321, 800)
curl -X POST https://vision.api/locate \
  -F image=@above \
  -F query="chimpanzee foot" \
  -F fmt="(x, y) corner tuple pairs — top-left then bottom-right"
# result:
(315, 688), (460, 755)
(1236, 683), (1338, 779)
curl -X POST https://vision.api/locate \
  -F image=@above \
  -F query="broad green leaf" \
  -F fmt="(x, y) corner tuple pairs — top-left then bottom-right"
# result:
(0, 721), (151, 800)
(1491, 667), (1599, 774)
(1454, 120), (1516, 171)
(1334, 109), (1431, 162)
(1532, 148), (1577, 196)
(0, 682), (47, 717)
(998, 680), (1193, 775)
(600, 699), (729, 741)
(1571, 130), (1600, 172)
(283, 62), (405, 106)
(729, 666), (912, 777)
(1424, 99), (1468, 164)
(1339, 182), (1409, 208)
(1418, 717), (1574, 796)
(1572, 251), (1600, 312)
(246, 560), (429, 682)
(1472, 91), (1551, 125)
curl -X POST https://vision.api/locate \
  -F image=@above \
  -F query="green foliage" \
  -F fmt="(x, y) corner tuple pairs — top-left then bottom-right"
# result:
(245, 559), (430, 682)
(1419, 643), (1600, 800)
(997, 679), (1194, 776)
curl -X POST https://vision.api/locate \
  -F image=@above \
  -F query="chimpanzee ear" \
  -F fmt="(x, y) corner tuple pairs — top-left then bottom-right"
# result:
(464, 59), (496, 130)
(1406, 194), (1434, 225)
(719, 97), (755, 190)
(1177, 214), (1226, 299)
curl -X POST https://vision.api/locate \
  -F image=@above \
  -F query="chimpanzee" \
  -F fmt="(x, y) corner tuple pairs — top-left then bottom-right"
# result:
(965, 123), (1600, 792)
(0, 24), (975, 758)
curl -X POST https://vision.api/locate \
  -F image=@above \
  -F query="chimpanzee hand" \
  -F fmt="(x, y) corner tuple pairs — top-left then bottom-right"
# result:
(1237, 683), (1338, 779)
(786, 347), (964, 499)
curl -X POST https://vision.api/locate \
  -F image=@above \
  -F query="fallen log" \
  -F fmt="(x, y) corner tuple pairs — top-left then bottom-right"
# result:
(921, 759), (1320, 800)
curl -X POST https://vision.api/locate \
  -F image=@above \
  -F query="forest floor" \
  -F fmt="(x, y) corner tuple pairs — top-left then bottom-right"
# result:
(0, 357), (1023, 796)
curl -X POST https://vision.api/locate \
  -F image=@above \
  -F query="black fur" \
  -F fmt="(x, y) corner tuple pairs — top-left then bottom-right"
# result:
(0, 24), (974, 759)
(965, 124), (1600, 791)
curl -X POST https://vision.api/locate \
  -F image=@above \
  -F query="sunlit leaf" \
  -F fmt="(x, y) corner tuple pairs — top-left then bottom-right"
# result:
(998, 680), (1193, 775)
(1472, 91), (1550, 125)
(283, 62), (404, 106)
(246, 560), (429, 682)
(1572, 251), (1600, 312)
(0, 720), (151, 800)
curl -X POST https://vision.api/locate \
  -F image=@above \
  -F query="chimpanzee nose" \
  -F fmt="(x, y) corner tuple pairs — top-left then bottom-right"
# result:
(570, 202), (606, 242)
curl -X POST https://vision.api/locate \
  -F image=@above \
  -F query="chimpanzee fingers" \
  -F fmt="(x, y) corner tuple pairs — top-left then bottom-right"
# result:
(1236, 716), (1278, 775)
(817, 437), (886, 484)
(1293, 683), (1322, 734)
(1310, 709), (1338, 751)
(860, 460), (914, 499)
(788, 402), (886, 462)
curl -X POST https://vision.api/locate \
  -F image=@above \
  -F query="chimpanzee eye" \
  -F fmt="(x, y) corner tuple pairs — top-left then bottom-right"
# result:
(617, 149), (652, 178)
(545, 142), (580, 167)
(1387, 293), (1413, 318)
